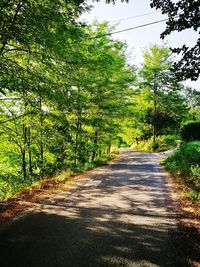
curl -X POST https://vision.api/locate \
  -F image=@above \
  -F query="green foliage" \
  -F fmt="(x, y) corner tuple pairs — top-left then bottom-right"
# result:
(151, 142), (159, 151)
(164, 141), (200, 175)
(0, 11), (135, 201)
(0, 174), (31, 200)
(164, 141), (200, 202)
(190, 165), (200, 187)
(125, 47), (197, 152)
(150, 0), (200, 81)
(181, 121), (200, 142)
(95, 1), (200, 80)
(132, 135), (179, 152)
(0, 0), (198, 203)
(139, 44), (188, 140)
(186, 189), (200, 202)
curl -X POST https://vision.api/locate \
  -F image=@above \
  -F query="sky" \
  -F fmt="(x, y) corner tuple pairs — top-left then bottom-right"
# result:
(80, 0), (199, 90)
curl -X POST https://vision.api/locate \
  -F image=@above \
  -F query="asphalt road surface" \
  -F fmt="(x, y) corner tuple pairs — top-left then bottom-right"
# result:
(0, 150), (189, 267)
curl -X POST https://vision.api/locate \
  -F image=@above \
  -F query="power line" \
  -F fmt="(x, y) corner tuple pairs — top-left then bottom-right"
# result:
(109, 11), (161, 23)
(93, 18), (168, 39)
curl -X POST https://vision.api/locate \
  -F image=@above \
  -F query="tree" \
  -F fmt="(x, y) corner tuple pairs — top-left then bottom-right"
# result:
(0, 0), (89, 98)
(139, 44), (187, 141)
(183, 87), (200, 121)
(150, 0), (200, 81)
(0, 19), (136, 200)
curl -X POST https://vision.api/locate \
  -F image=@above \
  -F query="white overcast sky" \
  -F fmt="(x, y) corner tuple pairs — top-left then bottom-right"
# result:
(80, 0), (199, 90)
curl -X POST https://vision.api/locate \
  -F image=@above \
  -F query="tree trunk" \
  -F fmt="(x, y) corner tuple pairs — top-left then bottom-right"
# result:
(22, 93), (27, 179)
(39, 99), (44, 178)
(74, 117), (82, 167)
(27, 127), (33, 175)
(107, 140), (111, 155)
(153, 72), (157, 143)
(74, 127), (78, 167)
(92, 129), (98, 162)
(21, 147), (26, 180)
(74, 88), (82, 167)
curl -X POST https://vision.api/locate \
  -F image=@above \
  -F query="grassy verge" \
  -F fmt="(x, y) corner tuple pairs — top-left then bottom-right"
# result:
(163, 141), (200, 266)
(0, 152), (119, 223)
(0, 152), (118, 202)
(131, 135), (179, 152)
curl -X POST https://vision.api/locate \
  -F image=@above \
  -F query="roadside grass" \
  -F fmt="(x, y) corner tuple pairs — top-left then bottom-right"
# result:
(0, 152), (118, 204)
(161, 141), (200, 267)
(163, 142), (200, 267)
(131, 135), (179, 152)
(0, 152), (120, 223)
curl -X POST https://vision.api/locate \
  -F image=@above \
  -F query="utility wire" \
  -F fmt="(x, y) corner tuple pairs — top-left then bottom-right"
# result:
(93, 18), (168, 39)
(109, 11), (161, 23)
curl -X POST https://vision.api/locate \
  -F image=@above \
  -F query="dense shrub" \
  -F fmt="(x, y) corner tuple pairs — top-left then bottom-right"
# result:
(151, 142), (159, 151)
(164, 141), (200, 202)
(164, 141), (200, 174)
(181, 121), (200, 142)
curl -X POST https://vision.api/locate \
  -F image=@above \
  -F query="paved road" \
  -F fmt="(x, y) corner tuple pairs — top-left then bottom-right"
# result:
(0, 150), (188, 267)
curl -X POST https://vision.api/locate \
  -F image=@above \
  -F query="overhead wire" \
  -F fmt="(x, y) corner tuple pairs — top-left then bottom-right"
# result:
(109, 11), (162, 23)
(92, 18), (168, 39)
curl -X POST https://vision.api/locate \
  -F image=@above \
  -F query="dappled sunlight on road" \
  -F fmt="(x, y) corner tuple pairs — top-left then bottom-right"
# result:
(0, 151), (189, 267)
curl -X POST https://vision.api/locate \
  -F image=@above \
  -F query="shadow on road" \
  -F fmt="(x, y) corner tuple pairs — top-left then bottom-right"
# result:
(0, 151), (197, 267)
(0, 208), (194, 267)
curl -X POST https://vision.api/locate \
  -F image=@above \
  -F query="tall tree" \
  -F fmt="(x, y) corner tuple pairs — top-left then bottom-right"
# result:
(139, 44), (187, 141)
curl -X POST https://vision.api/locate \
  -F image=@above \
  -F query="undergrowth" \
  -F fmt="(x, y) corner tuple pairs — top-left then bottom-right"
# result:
(132, 135), (179, 152)
(164, 141), (200, 202)
(0, 152), (117, 202)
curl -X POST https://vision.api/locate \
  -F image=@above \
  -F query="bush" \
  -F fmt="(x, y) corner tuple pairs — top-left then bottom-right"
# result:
(152, 142), (159, 151)
(156, 135), (179, 152)
(181, 121), (200, 142)
(186, 189), (200, 202)
(190, 165), (200, 187)
(164, 141), (200, 175)
(164, 141), (200, 202)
